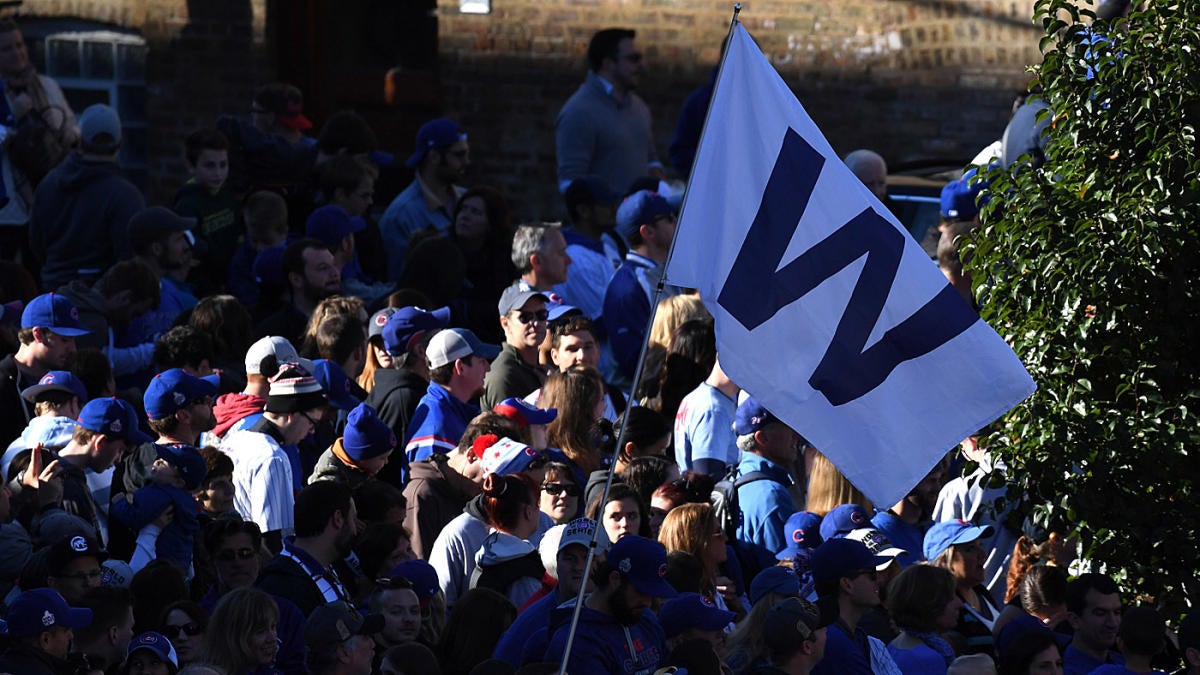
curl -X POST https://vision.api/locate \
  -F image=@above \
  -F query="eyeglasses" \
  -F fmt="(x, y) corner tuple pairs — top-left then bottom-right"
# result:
(164, 622), (204, 638)
(215, 547), (256, 562)
(513, 310), (549, 324)
(58, 569), (102, 584)
(541, 483), (581, 497)
(300, 411), (321, 428)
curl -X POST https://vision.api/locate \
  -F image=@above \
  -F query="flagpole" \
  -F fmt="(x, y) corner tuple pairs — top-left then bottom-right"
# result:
(555, 7), (743, 675)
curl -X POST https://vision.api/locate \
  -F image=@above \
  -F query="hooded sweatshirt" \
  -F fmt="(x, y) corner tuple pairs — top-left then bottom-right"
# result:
(30, 152), (144, 289)
(402, 452), (480, 559)
(542, 598), (668, 675)
(470, 529), (545, 608)
(213, 392), (267, 438)
(2, 415), (76, 478)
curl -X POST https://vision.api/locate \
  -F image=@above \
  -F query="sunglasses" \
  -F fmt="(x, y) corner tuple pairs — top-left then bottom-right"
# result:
(164, 622), (203, 639)
(215, 547), (256, 562)
(374, 577), (414, 590)
(513, 310), (549, 324)
(542, 483), (581, 497)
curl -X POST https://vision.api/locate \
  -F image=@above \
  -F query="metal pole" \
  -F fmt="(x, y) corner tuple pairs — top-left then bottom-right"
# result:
(556, 5), (744, 674)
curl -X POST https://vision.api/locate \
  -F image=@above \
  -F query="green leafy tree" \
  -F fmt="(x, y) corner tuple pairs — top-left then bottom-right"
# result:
(968, 0), (1200, 604)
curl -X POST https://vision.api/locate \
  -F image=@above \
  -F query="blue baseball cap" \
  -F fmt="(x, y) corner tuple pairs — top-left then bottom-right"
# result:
(734, 395), (781, 436)
(77, 398), (152, 444)
(939, 168), (990, 220)
(382, 306), (451, 356)
(126, 631), (179, 670)
(810, 538), (889, 584)
(21, 293), (90, 336)
(819, 504), (872, 542)
(923, 519), (995, 561)
(750, 565), (802, 605)
(406, 118), (466, 168)
(312, 359), (362, 412)
(305, 205), (366, 249)
(21, 370), (89, 404)
(492, 398), (557, 428)
(252, 244), (286, 286)
(615, 190), (672, 242)
(776, 511), (823, 561)
(658, 592), (736, 638)
(6, 588), (92, 637)
(605, 535), (678, 599)
(143, 368), (218, 420)
(388, 559), (440, 610)
(342, 403), (396, 462)
(155, 443), (208, 491)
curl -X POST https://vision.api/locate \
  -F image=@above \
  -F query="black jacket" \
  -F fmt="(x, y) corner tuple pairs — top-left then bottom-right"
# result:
(256, 553), (325, 617)
(0, 354), (34, 452)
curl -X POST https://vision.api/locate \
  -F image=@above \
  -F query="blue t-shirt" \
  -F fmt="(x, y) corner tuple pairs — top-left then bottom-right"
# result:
(811, 621), (874, 675)
(673, 382), (738, 473)
(1063, 644), (1124, 675)
(887, 642), (948, 675)
(871, 510), (925, 568)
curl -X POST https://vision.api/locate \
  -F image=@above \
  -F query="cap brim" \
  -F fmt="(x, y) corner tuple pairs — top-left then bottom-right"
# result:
(698, 608), (737, 631)
(49, 326), (90, 337)
(873, 548), (907, 570)
(124, 428), (154, 444)
(776, 546), (803, 561)
(328, 393), (360, 412)
(21, 383), (74, 403)
(430, 306), (452, 325)
(631, 576), (678, 599)
(475, 342), (502, 361)
(64, 606), (94, 629)
(200, 373), (221, 389)
(952, 525), (995, 546)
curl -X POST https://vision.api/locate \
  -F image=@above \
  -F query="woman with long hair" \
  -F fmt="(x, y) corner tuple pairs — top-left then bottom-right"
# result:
(613, 405), (672, 474)
(542, 365), (607, 473)
(926, 521), (1002, 658)
(658, 503), (745, 619)
(538, 461), (582, 524)
(357, 307), (397, 392)
(435, 588), (517, 675)
(652, 319), (716, 421)
(886, 564), (964, 674)
(469, 473), (545, 608)
(805, 448), (874, 516)
(586, 482), (650, 543)
(203, 587), (281, 675)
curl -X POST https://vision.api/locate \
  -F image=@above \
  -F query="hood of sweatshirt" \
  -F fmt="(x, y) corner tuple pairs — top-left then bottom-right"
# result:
(8, 415), (77, 453)
(213, 392), (266, 437)
(475, 530), (538, 566)
(56, 153), (127, 193)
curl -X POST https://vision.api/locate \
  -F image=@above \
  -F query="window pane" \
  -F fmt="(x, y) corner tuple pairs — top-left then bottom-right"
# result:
(119, 125), (146, 166)
(83, 41), (114, 79)
(117, 43), (146, 81)
(48, 39), (80, 78)
(117, 85), (145, 123)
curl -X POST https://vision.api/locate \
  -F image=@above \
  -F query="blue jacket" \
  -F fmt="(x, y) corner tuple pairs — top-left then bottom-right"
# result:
(493, 591), (562, 667)
(110, 483), (199, 571)
(554, 228), (617, 321)
(603, 252), (665, 383)
(543, 601), (668, 675)
(378, 178), (463, 282)
(404, 381), (479, 466)
(811, 621), (874, 675)
(733, 453), (794, 577)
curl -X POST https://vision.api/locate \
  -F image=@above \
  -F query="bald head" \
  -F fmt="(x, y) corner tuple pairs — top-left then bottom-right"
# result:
(844, 149), (888, 199)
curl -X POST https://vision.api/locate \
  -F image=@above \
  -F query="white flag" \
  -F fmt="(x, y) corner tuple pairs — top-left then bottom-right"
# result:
(665, 23), (1035, 509)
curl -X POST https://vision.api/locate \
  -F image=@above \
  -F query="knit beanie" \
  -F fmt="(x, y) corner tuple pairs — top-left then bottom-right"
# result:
(264, 362), (327, 414)
(341, 403), (396, 461)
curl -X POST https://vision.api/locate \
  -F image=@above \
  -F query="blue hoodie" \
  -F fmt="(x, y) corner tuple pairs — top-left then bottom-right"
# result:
(543, 598), (668, 675)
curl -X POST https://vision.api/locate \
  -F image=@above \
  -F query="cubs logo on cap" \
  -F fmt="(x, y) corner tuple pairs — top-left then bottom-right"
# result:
(41, 610), (54, 626)
(619, 558), (632, 574)
(40, 373), (55, 385)
(70, 536), (88, 552)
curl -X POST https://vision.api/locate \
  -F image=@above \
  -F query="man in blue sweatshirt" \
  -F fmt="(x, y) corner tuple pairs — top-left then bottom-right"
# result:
(544, 534), (677, 675)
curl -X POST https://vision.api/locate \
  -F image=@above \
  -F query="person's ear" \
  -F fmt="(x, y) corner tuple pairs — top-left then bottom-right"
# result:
(1185, 645), (1200, 667)
(108, 624), (119, 645)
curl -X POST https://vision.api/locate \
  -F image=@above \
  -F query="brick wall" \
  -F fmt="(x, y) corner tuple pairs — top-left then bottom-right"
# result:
(16, 0), (270, 203)
(436, 0), (1042, 220)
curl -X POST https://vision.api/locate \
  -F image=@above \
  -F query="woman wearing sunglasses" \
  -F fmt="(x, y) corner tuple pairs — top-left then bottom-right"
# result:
(158, 601), (208, 667)
(539, 461), (582, 524)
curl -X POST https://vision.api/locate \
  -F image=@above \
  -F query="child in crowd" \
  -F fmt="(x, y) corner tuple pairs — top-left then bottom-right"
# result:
(227, 189), (289, 306)
(110, 443), (207, 576)
(174, 128), (239, 295)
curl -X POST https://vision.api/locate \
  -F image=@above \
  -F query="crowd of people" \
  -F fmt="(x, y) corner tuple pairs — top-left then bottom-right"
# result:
(0, 8), (1192, 675)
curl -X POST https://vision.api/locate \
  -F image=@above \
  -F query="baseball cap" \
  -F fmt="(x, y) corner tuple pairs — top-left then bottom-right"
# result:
(245, 336), (300, 376)
(605, 535), (678, 599)
(252, 244), (286, 287)
(100, 559), (134, 588)
(34, 511), (96, 548)
(6, 588), (92, 637)
(342, 403), (396, 462)
(78, 103), (121, 146)
(254, 83), (312, 131)
(405, 118), (467, 168)
(382, 306), (451, 356)
(155, 443), (208, 491)
(368, 308), (398, 339)
(21, 293), (90, 336)
(845, 528), (908, 570)
(126, 631), (179, 669)
(425, 328), (500, 369)
(144, 368), (218, 420)
(939, 168), (990, 220)
(77, 397), (153, 444)
(492, 398), (557, 428)
(129, 207), (195, 250)
(312, 359), (361, 412)
(810, 538), (889, 584)
(763, 597), (831, 651)
(658, 592), (736, 639)
(305, 205), (366, 249)
(305, 601), (385, 649)
(923, 519), (995, 561)
(733, 395), (781, 436)
(264, 362), (327, 414)
(388, 559), (440, 610)
(21, 370), (88, 403)
(47, 534), (108, 575)
(776, 511), (823, 561)
(750, 565), (802, 605)
(818, 504), (872, 541)
(615, 190), (672, 242)
(472, 435), (545, 476)
(497, 285), (548, 317)
(559, 517), (602, 553)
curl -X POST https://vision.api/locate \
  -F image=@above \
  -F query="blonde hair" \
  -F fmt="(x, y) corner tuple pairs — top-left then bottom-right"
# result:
(203, 587), (279, 674)
(805, 448), (873, 516)
(303, 295), (366, 342)
(648, 294), (709, 351)
(658, 503), (719, 594)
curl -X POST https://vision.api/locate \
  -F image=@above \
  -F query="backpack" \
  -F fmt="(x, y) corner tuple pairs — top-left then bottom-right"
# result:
(711, 466), (779, 541)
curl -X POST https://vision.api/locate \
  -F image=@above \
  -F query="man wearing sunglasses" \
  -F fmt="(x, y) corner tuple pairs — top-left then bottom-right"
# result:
(481, 286), (550, 410)
(810, 538), (898, 675)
